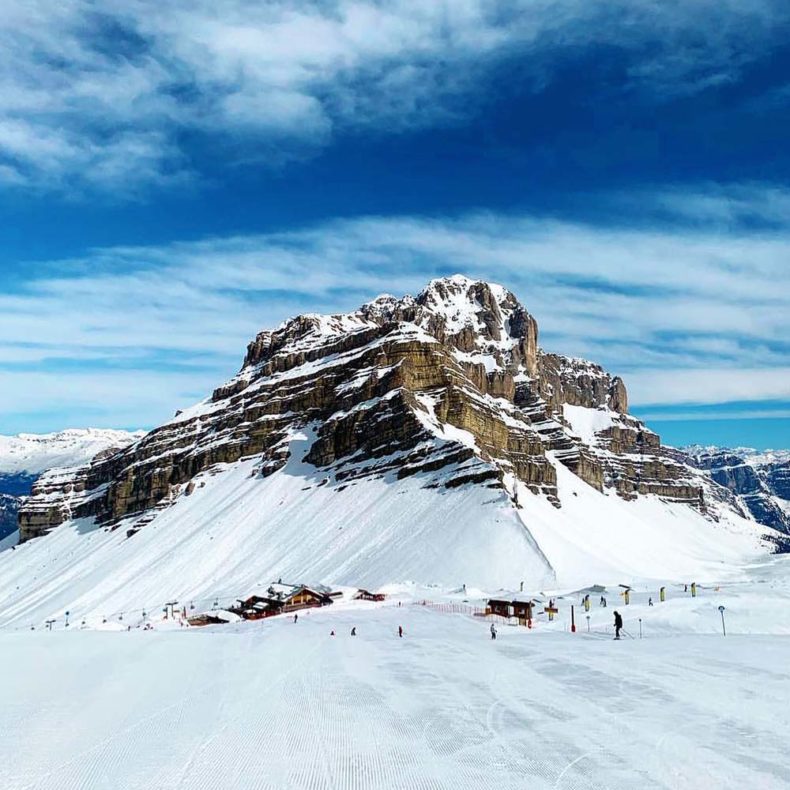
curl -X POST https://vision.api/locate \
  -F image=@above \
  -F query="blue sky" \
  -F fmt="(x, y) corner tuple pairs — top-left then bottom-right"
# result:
(1, 0), (789, 449)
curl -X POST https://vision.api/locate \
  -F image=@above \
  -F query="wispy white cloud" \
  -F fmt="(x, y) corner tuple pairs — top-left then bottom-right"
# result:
(1, 0), (786, 192)
(2, 183), (789, 430)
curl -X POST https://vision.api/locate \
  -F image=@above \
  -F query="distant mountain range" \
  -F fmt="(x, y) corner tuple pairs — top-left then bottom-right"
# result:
(0, 430), (144, 541)
(681, 446), (790, 535)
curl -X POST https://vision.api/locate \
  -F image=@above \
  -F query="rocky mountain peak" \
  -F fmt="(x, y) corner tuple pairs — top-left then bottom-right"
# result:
(413, 276), (536, 366)
(17, 276), (726, 543)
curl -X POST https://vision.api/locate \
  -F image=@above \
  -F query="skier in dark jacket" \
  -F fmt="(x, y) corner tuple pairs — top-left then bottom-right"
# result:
(351, 627), (356, 636)
(490, 623), (497, 640)
(398, 625), (403, 638)
(613, 611), (623, 639)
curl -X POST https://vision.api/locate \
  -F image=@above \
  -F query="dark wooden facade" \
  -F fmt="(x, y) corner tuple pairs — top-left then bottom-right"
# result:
(231, 585), (333, 621)
(354, 589), (386, 602)
(487, 598), (535, 622)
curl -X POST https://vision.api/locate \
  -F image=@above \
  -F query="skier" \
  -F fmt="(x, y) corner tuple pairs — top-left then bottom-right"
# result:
(613, 611), (623, 640)
(600, 596), (607, 607)
(351, 627), (356, 636)
(294, 613), (298, 623)
(330, 630), (335, 636)
(490, 623), (497, 640)
(398, 625), (403, 638)
(648, 598), (654, 607)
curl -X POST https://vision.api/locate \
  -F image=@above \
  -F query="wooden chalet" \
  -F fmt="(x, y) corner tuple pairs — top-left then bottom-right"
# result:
(487, 596), (535, 624)
(230, 595), (277, 621)
(232, 583), (334, 621)
(354, 589), (386, 602)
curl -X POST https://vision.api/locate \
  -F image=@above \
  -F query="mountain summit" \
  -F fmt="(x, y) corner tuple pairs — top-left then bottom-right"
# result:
(2, 276), (781, 624)
(20, 275), (698, 538)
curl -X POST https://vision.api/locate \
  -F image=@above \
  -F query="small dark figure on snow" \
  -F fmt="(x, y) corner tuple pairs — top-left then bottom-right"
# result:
(613, 611), (623, 640)
(600, 596), (607, 607)
(490, 623), (497, 640)
(294, 613), (298, 623)
(351, 627), (356, 636)
(330, 630), (335, 636)
(648, 598), (654, 607)
(398, 625), (403, 638)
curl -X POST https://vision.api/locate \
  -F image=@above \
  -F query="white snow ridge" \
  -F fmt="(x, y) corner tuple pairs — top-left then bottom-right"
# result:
(1, 277), (788, 789)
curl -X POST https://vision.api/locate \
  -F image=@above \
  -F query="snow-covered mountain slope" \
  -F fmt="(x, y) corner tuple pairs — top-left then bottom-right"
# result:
(682, 445), (790, 535)
(0, 430), (771, 630)
(0, 277), (780, 627)
(0, 429), (143, 541)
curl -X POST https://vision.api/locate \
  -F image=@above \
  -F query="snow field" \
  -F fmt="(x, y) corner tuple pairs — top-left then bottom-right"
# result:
(1, 602), (789, 790)
(0, 428), (775, 633)
(0, 430), (556, 630)
(515, 460), (769, 587)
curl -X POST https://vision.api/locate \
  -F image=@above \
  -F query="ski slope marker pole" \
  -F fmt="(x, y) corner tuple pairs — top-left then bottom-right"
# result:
(639, 618), (642, 639)
(571, 605), (576, 633)
(718, 605), (726, 636)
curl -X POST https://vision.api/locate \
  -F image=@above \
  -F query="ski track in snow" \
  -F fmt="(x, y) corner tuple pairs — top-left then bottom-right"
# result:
(2, 602), (790, 790)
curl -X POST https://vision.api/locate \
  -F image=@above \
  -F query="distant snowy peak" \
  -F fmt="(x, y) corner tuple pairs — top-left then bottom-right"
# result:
(0, 429), (145, 475)
(681, 445), (790, 535)
(683, 445), (790, 467)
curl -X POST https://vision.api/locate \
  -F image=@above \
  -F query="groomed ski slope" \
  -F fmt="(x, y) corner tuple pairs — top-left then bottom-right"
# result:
(2, 561), (790, 790)
(0, 431), (772, 630)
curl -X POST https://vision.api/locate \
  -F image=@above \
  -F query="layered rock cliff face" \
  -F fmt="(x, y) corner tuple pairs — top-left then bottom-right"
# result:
(20, 276), (707, 542)
(682, 447), (790, 535)
(0, 430), (141, 541)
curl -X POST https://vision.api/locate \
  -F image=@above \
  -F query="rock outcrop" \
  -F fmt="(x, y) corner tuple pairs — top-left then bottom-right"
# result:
(682, 447), (790, 536)
(0, 430), (142, 542)
(19, 276), (710, 541)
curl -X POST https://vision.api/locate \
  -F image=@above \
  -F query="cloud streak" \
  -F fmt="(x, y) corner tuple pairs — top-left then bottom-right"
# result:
(1, 183), (789, 431)
(1, 0), (787, 192)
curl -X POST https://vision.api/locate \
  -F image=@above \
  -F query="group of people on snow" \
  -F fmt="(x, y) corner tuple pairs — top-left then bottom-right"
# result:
(326, 625), (404, 637)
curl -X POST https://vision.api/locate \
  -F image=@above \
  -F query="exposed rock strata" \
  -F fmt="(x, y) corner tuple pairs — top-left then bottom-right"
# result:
(20, 276), (707, 542)
(681, 447), (790, 535)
